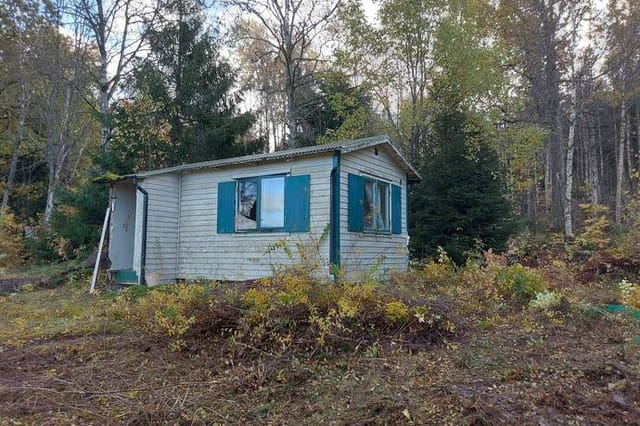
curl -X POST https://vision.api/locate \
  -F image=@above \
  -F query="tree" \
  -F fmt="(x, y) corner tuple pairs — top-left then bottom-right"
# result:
(336, 0), (448, 160)
(0, 0), (43, 211)
(228, 0), (341, 149)
(0, 0), (99, 225)
(606, 0), (640, 223)
(107, 94), (173, 173)
(233, 21), (288, 149)
(409, 0), (514, 262)
(69, 0), (161, 151)
(111, 0), (259, 169)
(410, 96), (513, 263)
(497, 0), (593, 232)
(295, 71), (376, 145)
(41, 8), (98, 225)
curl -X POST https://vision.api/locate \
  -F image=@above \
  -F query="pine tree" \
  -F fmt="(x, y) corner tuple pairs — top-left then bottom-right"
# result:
(410, 101), (513, 264)
(110, 0), (260, 169)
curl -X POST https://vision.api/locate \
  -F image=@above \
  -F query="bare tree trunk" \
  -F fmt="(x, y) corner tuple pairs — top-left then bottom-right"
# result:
(532, 166), (539, 217)
(282, 0), (297, 149)
(615, 100), (627, 223)
(286, 79), (297, 148)
(636, 105), (640, 169)
(99, 68), (110, 151)
(544, 146), (552, 213)
(597, 113), (604, 191)
(588, 118), (600, 205)
(564, 105), (577, 238)
(44, 125), (58, 226)
(551, 113), (564, 229)
(1, 89), (29, 212)
(625, 106), (633, 187)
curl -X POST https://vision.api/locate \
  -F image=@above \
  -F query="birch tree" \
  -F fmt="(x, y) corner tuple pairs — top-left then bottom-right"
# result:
(40, 12), (97, 225)
(0, 1), (42, 211)
(337, 0), (444, 159)
(228, 0), (341, 149)
(606, 0), (640, 223)
(68, 0), (161, 151)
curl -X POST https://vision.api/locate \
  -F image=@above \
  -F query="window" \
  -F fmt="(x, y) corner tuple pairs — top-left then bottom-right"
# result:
(217, 174), (310, 234)
(236, 175), (285, 231)
(348, 173), (402, 235)
(363, 178), (390, 232)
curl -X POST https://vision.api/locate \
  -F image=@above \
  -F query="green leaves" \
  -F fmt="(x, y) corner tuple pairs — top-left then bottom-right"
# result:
(109, 0), (259, 171)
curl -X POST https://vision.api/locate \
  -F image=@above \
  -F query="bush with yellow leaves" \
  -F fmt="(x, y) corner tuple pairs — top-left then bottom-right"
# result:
(619, 279), (640, 309)
(125, 284), (205, 351)
(236, 270), (458, 354)
(0, 212), (24, 268)
(576, 204), (611, 250)
(117, 266), (460, 355)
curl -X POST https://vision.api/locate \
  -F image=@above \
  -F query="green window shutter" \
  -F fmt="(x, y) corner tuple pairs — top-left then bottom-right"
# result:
(284, 174), (310, 232)
(217, 181), (236, 233)
(392, 184), (402, 234)
(348, 173), (364, 232)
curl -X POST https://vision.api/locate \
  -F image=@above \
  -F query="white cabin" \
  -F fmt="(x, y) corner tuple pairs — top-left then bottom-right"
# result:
(107, 135), (420, 284)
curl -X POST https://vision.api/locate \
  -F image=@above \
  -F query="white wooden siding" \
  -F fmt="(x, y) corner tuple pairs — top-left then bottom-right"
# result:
(142, 174), (180, 283)
(340, 145), (409, 277)
(177, 154), (333, 281)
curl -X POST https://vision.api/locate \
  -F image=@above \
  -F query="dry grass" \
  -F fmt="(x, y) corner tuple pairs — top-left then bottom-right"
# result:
(0, 259), (638, 424)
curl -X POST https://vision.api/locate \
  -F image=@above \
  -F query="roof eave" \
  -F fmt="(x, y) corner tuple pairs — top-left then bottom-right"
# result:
(112, 135), (421, 182)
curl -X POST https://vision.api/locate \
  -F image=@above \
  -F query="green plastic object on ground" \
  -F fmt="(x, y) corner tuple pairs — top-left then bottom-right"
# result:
(602, 304), (640, 319)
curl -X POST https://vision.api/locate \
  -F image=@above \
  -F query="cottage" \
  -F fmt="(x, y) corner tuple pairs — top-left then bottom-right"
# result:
(106, 135), (421, 285)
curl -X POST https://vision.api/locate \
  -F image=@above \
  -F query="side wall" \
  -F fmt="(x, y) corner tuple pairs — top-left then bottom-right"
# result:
(340, 146), (409, 277)
(177, 154), (333, 281)
(142, 174), (180, 284)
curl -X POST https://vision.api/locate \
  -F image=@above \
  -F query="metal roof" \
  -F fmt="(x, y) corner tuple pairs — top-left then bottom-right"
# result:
(125, 135), (421, 181)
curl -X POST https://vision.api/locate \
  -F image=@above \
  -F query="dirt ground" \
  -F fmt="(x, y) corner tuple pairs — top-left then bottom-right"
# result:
(0, 312), (638, 425)
(0, 277), (35, 293)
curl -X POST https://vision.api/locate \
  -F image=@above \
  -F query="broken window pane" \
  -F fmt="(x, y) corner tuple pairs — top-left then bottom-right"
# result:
(260, 176), (285, 228)
(236, 178), (257, 230)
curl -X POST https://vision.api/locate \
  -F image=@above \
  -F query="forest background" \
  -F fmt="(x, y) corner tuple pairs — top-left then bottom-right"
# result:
(1, 0), (639, 266)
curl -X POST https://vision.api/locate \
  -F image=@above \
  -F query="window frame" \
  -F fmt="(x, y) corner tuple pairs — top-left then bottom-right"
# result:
(362, 176), (391, 234)
(235, 174), (287, 233)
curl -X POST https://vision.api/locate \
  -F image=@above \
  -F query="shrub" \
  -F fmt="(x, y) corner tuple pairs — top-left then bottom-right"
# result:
(127, 284), (204, 351)
(0, 212), (24, 268)
(50, 184), (107, 258)
(493, 263), (545, 302)
(576, 204), (611, 250)
(529, 290), (562, 311)
(614, 172), (640, 261)
(619, 279), (640, 309)
(120, 271), (460, 355)
(419, 256), (457, 288)
(384, 301), (410, 323)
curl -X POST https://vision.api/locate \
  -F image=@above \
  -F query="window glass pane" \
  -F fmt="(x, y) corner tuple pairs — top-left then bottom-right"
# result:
(377, 181), (389, 231)
(364, 179), (375, 229)
(236, 178), (257, 230)
(260, 176), (285, 228)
